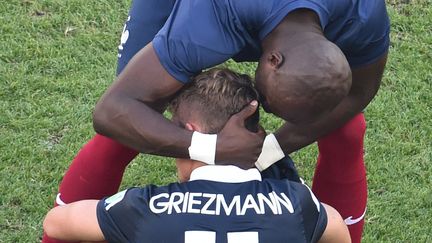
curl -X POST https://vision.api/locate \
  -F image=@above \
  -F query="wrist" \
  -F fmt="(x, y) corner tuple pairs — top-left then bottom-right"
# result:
(255, 133), (285, 171)
(188, 131), (217, 164)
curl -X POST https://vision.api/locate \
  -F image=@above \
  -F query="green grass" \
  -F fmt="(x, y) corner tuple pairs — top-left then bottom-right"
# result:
(1, 0), (431, 242)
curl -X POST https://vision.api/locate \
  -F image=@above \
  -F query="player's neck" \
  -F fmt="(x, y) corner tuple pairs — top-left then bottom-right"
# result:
(262, 9), (323, 52)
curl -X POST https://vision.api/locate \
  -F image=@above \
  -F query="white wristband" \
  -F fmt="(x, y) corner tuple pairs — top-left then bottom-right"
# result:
(188, 131), (217, 165)
(255, 134), (285, 171)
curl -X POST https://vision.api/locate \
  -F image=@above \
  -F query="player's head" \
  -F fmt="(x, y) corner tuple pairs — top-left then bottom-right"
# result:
(255, 37), (352, 124)
(169, 68), (260, 182)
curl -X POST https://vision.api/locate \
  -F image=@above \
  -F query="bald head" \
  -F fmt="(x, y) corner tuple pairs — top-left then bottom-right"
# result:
(256, 36), (352, 124)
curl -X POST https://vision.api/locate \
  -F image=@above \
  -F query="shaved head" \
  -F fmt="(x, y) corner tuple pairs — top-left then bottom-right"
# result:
(255, 36), (351, 124)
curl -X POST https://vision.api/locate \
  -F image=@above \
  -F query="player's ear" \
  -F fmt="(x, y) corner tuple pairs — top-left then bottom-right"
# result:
(185, 123), (194, 131)
(185, 122), (203, 132)
(268, 51), (284, 69)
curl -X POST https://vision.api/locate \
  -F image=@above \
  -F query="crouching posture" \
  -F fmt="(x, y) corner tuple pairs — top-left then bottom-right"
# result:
(44, 69), (349, 243)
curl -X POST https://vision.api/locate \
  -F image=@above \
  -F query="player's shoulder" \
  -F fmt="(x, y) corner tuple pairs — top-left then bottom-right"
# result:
(102, 183), (184, 205)
(265, 178), (322, 213)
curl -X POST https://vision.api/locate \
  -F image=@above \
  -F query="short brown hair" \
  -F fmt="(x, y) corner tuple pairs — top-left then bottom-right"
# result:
(169, 68), (259, 133)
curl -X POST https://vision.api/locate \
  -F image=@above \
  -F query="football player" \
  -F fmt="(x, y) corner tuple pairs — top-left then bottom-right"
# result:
(44, 68), (350, 243)
(43, 1), (390, 242)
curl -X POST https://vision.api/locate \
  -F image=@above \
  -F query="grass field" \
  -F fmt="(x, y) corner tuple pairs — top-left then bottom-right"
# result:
(1, 0), (431, 242)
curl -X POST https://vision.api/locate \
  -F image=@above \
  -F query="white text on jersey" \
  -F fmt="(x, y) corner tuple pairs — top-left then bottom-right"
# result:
(149, 191), (294, 216)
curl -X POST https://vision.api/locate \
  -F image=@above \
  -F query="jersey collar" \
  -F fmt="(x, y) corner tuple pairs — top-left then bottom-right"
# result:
(189, 165), (262, 183)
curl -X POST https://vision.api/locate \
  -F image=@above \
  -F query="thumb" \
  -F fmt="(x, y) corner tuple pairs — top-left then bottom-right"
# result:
(232, 100), (259, 124)
(256, 125), (267, 137)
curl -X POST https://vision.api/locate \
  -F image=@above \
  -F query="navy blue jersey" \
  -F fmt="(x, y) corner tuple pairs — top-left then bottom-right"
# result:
(150, 0), (390, 83)
(97, 166), (327, 243)
(261, 156), (301, 183)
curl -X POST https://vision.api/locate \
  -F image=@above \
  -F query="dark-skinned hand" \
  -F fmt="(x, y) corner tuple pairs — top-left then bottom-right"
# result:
(215, 101), (266, 169)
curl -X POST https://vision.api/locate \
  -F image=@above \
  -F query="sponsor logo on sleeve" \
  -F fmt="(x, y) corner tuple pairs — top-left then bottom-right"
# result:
(105, 190), (127, 211)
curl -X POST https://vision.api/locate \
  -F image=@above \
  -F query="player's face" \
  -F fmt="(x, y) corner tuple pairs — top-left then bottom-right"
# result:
(255, 60), (277, 115)
(256, 65), (328, 124)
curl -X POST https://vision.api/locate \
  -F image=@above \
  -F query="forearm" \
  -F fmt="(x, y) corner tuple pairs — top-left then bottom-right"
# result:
(274, 52), (387, 155)
(275, 94), (368, 154)
(93, 93), (192, 159)
(92, 43), (193, 159)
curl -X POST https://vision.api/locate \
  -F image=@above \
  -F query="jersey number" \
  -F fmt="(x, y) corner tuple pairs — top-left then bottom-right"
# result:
(185, 231), (258, 243)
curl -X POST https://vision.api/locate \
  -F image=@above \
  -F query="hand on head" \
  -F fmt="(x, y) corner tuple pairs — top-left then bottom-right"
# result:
(169, 68), (265, 181)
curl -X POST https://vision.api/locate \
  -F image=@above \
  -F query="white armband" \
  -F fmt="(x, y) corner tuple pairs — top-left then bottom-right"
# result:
(188, 131), (217, 165)
(255, 133), (285, 171)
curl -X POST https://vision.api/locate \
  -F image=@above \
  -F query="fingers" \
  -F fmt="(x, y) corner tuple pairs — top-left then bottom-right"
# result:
(232, 100), (259, 124)
(256, 124), (266, 134)
(256, 125), (267, 139)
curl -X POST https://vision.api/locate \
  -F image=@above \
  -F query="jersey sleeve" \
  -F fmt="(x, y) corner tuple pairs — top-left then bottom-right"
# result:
(295, 182), (328, 243)
(152, 0), (247, 83)
(337, 0), (390, 67)
(153, 35), (236, 84)
(96, 188), (146, 242)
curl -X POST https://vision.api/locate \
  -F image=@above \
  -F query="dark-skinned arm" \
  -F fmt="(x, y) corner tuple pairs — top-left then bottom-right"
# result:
(275, 54), (387, 154)
(93, 43), (265, 167)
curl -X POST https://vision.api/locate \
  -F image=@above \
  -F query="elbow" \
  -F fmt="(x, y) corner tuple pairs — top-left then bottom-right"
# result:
(92, 103), (107, 136)
(319, 204), (351, 243)
(43, 212), (59, 239)
(349, 91), (376, 115)
(92, 95), (116, 136)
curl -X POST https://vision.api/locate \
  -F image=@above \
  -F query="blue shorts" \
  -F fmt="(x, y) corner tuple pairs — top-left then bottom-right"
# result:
(116, 0), (175, 75)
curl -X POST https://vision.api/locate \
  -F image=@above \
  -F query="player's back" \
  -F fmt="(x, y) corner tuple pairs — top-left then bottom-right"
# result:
(97, 166), (327, 243)
(153, 0), (389, 82)
(229, 0), (389, 65)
